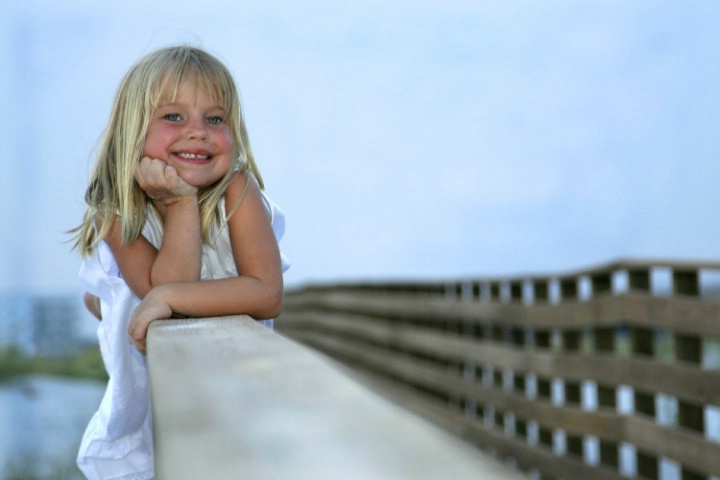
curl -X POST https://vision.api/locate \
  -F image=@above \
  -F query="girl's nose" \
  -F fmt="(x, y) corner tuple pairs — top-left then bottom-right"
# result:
(185, 117), (208, 140)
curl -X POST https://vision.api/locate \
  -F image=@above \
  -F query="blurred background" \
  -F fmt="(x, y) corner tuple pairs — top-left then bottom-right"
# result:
(0, 0), (718, 478)
(2, 0), (720, 294)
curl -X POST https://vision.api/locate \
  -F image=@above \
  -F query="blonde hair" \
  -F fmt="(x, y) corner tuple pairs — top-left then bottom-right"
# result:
(72, 45), (262, 256)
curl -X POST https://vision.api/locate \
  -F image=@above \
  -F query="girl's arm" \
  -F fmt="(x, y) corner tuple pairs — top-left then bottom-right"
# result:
(128, 173), (283, 354)
(105, 157), (202, 299)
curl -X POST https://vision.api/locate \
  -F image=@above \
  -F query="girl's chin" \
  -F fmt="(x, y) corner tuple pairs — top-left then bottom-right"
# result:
(181, 177), (224, 190)
(173, 168), (228, 188)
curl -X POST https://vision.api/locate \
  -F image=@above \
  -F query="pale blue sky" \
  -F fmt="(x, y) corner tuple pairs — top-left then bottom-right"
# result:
(1, 1), (719, 293)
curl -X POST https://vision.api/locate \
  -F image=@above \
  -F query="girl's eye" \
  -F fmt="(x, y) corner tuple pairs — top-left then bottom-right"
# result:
(163, 113), (182, 122)
(207, 116), (224, 125)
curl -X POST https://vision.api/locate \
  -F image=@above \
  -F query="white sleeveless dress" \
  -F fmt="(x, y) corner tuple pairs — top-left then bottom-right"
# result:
(76, 194), (289, 480)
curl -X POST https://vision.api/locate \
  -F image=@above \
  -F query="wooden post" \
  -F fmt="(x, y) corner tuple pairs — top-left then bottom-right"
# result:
(560, 278), (578, 301)
(636, 449), (658, 479)
(632, 327), (654, 357)
(535, 330), (551, 349)
(676, 333), (701, 364)
(673, 269), (700, 296)
(627, 268), (650, 292)
(591, 272), (612, 297)
(510, 281), (523, 303)
(681, 466), (706, 480)
(598, 384), (619, 469)
(490, 282), (501, 301)
(472, 282), (482, 300)
(534, 280), (549, 304)
(595, 327), (615, 353)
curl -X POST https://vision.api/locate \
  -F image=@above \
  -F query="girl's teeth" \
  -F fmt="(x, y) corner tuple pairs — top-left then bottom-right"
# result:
(178, 153), (209, 159)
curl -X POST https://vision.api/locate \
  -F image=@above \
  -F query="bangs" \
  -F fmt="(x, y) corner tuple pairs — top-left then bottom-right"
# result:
(145, 49), (239, 123)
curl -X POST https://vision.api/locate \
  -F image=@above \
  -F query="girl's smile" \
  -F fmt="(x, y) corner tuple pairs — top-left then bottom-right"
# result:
(143, 80), (234, 189)
(176, 151), (211, 162)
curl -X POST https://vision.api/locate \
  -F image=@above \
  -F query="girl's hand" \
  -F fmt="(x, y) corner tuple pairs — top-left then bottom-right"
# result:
(128, 286), (173, 355)
(135, 157), (198, 205)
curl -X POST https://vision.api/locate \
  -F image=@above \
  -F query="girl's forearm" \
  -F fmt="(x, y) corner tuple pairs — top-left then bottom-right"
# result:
(152, 276), (283, 320)
(129, 276), (283, 354)
(150, 197), (202, 286)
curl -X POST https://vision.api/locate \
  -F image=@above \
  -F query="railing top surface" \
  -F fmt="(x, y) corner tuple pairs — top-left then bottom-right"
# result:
(147, 316), (526, 480)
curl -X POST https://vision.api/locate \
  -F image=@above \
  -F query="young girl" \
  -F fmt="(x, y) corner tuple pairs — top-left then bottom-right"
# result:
(71, 45), (288, 480)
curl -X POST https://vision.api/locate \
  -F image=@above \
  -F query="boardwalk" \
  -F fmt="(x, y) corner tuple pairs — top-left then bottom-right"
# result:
(277, 259), (720, 480)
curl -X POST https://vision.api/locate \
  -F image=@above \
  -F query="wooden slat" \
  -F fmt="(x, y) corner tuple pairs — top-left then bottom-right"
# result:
(279, 311), (720, 406)
(289, 327), (720, 477)
(147, 316), (527, 480)
(624, 416), (720, 477)
(294, 329), (625, 438)
(292, 330), (630, 480)
(284, 290), (720, 337)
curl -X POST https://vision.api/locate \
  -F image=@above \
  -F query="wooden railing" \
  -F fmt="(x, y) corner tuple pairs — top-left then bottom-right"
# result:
(275, 259), (720, 480)
(146, 315), (526, 480)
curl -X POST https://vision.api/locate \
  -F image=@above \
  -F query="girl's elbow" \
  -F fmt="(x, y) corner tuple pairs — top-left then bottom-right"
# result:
(265, 287), (284, 319)
(256, 279), (283, 319)
(244, 275), (283, 319)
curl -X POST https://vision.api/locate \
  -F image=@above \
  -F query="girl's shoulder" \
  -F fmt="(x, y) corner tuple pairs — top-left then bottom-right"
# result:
(223, 171), (263, 216)
(224, 170), (255, 198)
(222, 172), (290, 272)
(222, 171), (282, 228)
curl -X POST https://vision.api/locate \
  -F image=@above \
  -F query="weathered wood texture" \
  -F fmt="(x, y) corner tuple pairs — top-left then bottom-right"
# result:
(276, 259), (720, 480)
(146, 316), (526, 480)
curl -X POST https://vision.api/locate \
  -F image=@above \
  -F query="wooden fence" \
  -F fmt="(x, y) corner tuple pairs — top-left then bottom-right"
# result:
(146, 315), (526, 479)
(275, 259), (720, 480)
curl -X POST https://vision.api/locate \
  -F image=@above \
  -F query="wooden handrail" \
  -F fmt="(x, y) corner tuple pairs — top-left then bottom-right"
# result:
(277, 259), (720, 480)
(146, 315), (526, 480)
(292, 257), (720, 303)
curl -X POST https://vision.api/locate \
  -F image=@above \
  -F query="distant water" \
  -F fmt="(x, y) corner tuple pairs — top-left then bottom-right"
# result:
(0, 375), (105, 479)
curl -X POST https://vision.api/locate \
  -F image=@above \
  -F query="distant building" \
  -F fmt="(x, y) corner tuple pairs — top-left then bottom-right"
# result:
(0, 293), (34, 355)
(32, 295), (81, 357)
(0, 293), (88, 357)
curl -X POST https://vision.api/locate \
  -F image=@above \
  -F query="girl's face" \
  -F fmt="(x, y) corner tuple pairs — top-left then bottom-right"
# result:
(143, 79), (235, 189)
